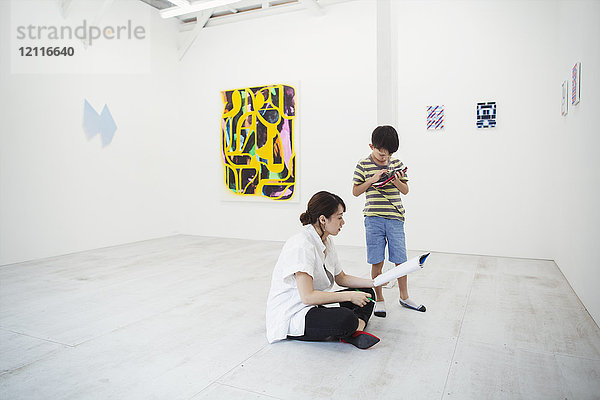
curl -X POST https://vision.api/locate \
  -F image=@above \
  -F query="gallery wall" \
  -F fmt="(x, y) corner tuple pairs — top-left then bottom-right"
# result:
(553, 0), (600, 327)
(391, 0), (561, 259)
(0, 0), (184, 265)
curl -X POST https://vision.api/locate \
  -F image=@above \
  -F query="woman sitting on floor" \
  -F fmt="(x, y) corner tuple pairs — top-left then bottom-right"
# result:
(266, 191), (381, 349)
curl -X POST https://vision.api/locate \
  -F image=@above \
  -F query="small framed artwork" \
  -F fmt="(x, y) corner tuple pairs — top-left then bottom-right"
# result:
(426, 105), (444, 130)
(476, 102), (496, 129)
(561, 80), (569, 116)
(572, 62), (581, 105)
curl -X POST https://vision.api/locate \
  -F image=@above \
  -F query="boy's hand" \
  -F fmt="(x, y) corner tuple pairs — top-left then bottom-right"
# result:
(391, 168), (410, 195)
(367, 169), (387, 185)
(393, 167), (408, 182)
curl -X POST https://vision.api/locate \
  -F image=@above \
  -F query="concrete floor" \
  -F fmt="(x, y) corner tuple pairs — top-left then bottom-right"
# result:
(1, 235), (599, 399)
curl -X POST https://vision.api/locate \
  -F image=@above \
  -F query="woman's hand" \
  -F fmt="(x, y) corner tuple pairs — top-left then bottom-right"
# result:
(335, 272), (376, 289)
(298, 272), (375, 306)
(348, 290), (373, 307)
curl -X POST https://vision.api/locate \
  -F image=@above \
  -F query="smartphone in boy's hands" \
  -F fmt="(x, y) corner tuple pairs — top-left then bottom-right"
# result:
(372, 166), (408, 188)
(397, 167), (408, 181)
(394, 167), (408, 182)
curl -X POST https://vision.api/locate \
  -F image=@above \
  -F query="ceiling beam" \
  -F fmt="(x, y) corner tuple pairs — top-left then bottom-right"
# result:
(203, 0), (310, 28)
(161, 0), (243, 19)
(168, 0), (191, 7)
(178, 11), (213, 60)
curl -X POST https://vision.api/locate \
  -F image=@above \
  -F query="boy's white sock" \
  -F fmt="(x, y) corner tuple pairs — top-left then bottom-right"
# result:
(374, 301), (386, 317)
(399, 297), (426, 312)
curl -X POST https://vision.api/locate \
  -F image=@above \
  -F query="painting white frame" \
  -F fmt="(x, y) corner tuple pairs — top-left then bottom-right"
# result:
(561, 80), (569, 116)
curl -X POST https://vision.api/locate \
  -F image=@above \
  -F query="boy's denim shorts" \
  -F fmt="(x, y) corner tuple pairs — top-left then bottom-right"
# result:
(364, 216), (407, 265)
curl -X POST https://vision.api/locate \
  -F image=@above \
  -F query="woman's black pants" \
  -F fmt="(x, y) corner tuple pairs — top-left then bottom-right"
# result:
(288, 288), (375, 342)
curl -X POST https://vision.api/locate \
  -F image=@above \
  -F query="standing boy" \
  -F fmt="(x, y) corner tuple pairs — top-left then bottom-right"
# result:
(352, 125), (425, 317)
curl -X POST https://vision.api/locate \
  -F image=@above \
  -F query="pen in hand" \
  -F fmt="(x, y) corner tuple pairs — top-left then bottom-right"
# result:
(355, 289), (376, 303)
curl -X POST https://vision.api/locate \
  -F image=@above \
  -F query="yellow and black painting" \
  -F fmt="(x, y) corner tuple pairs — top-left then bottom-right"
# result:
(221, 84), (296, 200)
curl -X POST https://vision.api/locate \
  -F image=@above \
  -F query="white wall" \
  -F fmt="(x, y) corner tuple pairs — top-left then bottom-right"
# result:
(388, 0), (599, 325)
(0, 0), (183, 265)
(392, 0), (560, 259)
(554, 0), (600, 326)
(177, 1), (378, 245)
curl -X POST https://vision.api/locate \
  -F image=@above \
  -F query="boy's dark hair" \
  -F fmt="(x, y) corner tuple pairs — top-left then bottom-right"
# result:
(300, 191), (346, 226)
(371, 125), (399, 154)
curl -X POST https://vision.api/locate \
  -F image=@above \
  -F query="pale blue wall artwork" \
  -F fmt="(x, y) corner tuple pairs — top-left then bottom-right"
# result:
(83, 99), (117, 147)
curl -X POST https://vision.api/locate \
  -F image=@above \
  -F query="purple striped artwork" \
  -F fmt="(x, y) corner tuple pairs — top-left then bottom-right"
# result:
(571, 62), (581, 105)
(427, 105), (444, 130)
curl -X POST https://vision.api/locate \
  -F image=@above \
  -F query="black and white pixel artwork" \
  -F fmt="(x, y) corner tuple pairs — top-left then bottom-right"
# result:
(476, 102), (496, 128)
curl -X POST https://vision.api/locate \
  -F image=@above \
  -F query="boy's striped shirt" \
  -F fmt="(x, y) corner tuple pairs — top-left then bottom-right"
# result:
(353, 156), (407, 220)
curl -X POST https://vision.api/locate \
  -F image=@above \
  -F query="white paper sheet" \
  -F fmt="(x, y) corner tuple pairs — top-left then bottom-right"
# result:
(373, 253), (430, 287)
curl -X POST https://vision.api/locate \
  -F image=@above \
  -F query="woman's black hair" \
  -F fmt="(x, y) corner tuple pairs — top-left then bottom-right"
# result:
(371, 125), (399, 154)
(299, 191), (346, 226)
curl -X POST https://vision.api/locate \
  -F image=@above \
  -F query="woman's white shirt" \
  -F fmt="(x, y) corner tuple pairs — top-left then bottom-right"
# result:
(265, 224), (343, 343)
